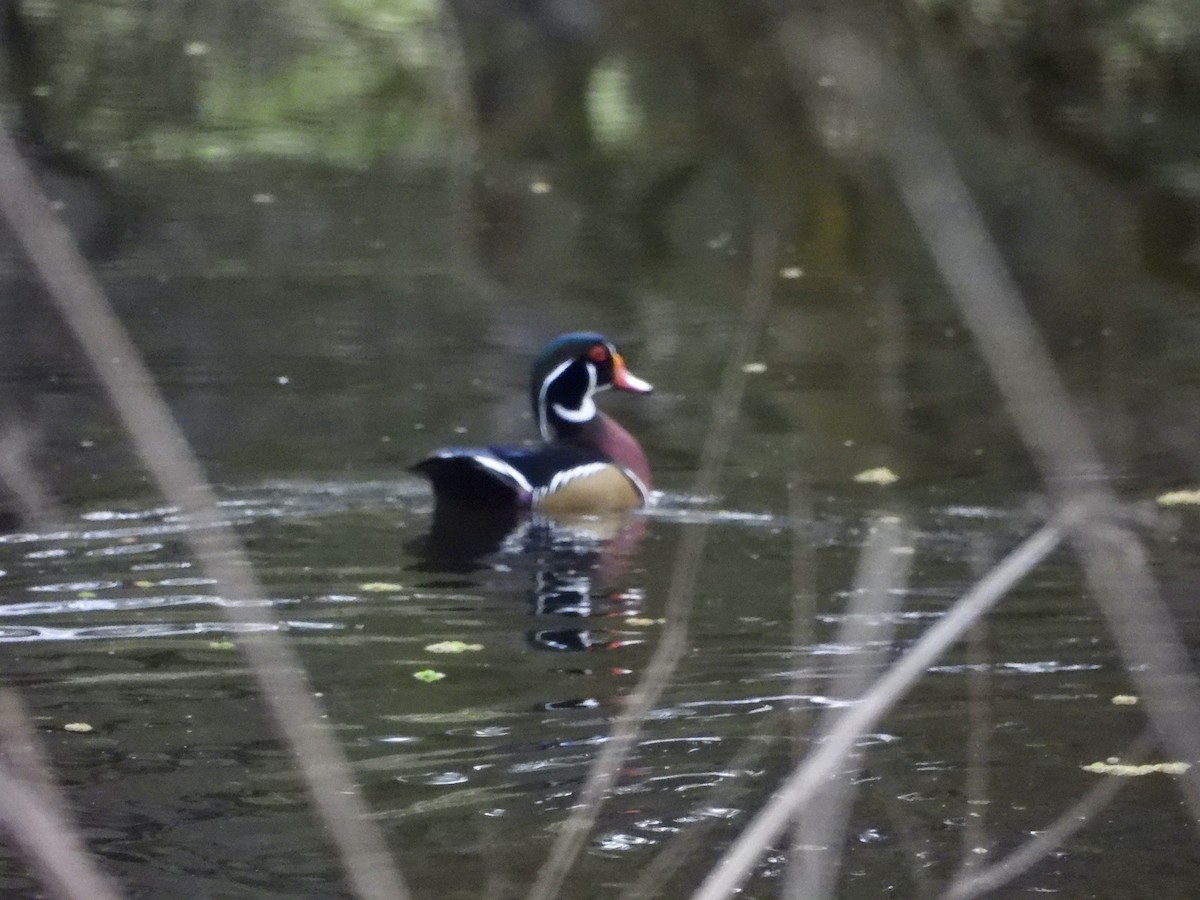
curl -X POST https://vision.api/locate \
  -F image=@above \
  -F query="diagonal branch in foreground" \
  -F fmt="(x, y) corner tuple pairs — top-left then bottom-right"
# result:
(0, 126), (409, 900)
(617, 463), (827, 900)
(786, 515), (912, 898)
(779, 5), (1200, 832)
(692, 517), (1068, 900)
(0, 690), (123, 900)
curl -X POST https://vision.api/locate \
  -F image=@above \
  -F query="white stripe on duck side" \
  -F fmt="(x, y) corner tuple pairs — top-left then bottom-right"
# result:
(531, 462), (611, 505)
(530, 462), (651, 507)
(622, 469), (651, 505)
(432, 449), (535, 497)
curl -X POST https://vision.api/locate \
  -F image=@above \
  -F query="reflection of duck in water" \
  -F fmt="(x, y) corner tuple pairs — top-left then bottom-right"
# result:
(409, 511), (649, 654)
(411, 335), (653, 660)
(491, 515), (649, 654)
(413, 332), (653, 515)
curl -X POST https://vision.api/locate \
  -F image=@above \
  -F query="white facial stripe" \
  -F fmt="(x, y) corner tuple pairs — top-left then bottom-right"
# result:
(539, 358), (599, 436)
(537, 358), (575, 441)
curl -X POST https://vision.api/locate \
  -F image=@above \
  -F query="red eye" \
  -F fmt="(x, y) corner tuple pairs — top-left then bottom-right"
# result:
(588, 345), (609, 363)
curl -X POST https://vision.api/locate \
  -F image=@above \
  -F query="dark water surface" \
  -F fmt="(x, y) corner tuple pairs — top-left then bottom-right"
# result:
(2, 249), (1197, 897)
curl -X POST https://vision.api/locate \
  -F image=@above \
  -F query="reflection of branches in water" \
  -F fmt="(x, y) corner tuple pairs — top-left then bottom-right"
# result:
(526, 221), (780, 900)
(620, 506), (906, 900)
(0, 126), (409, 900)
(619, 460), (822, 900)
(956, 535), (998, 881)
(429, 0), (518, 312)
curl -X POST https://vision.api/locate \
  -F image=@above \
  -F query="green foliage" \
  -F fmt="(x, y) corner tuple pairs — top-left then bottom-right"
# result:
(18, 0), (445, 167)
(587, 57), (645, 151)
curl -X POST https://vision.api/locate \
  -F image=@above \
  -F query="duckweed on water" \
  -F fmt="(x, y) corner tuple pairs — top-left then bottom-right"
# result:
(1157, 489), (1200, 506)
(424, 641), (483, 653)
(854, 467), (900, 486)
(1082, 760), (1191, 776)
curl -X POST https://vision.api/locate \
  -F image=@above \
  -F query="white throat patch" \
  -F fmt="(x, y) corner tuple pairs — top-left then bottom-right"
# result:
(552, 395), (596, 423)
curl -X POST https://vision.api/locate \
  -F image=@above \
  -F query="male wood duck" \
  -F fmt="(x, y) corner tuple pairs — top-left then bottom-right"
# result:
(413, 332), (653, 513)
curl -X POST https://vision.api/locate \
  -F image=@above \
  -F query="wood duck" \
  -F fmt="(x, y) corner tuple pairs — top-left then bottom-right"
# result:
(413, 332), (653, 513)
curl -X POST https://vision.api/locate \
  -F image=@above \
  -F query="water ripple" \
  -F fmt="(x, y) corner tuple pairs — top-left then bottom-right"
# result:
(85, 542), (165, 557)
(29, 580), (122, 593)
(81, 507), (178, 522)
(0, 594), (214, 617)
(0, 619), (340, 643)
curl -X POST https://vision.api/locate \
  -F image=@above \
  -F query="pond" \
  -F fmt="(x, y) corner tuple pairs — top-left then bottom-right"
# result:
(3, 242), (1196, 897)
(3, 5), (1200, 898)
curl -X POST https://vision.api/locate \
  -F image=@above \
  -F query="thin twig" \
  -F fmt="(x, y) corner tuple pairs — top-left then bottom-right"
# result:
(779, 3), (1200, 830)
(0, 421), (64, 530)
(0, 125), (409, 900)
(955, 536), (997, 879)
(783, 452), (820, 896)
(526, 221), (780, 900)
(691, 516), (1068, 900)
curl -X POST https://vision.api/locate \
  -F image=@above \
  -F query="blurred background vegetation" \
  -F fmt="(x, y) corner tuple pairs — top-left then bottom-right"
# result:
(4, 0), (1198, 297)
(8, 0), (1200, 168)
(3, 0), (1200, 493)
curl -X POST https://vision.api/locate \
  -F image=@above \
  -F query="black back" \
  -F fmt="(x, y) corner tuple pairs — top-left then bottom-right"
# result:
(411, 443), (610, 509)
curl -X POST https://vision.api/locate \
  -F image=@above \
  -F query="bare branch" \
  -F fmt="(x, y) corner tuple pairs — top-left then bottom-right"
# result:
(786, 516), (912, 898)
(0, 421), (64, 530)
(779, 1), (1200, 832)
(0, 690), (124, 900)
(0, 125), (409, 900)
(691, 517), (1067, 900)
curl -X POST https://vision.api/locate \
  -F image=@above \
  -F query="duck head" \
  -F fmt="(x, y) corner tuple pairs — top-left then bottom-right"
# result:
(530, 332), (652, 442)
